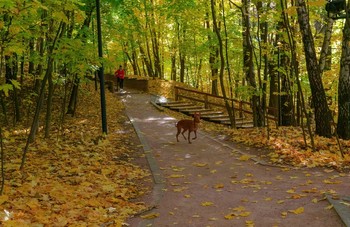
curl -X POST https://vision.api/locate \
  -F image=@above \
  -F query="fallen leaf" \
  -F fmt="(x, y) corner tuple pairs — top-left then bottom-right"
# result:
(340, 201), (350, 207)
(289, 207), (304, 214)
(168, 174), (185, 178)
(0, 195), (8, 205)
(291, 194), (303, 199)
(201, 201), (214, 206)
(324, 169), (334, 173)
(246, 220), (255, 226)
(224, 213), (236, 220)
(286, 189), (295, 194)
(239, 155), (252, 161)
(232, 206), (246, 212)
(281, 211), (288, 218)
(325, 204), (334, 210)
(214, 183), (224, 189)
(141, 212), (160, 219)
(239, 211), (251, 217)
(323, 179), (342, 184)
(193, 162), (208, 167)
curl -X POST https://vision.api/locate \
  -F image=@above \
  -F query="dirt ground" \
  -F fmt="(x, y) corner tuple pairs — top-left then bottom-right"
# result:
(121, 91), (350, 227)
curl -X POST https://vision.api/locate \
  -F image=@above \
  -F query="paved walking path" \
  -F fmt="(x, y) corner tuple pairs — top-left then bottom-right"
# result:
(121, 91), (350, 227)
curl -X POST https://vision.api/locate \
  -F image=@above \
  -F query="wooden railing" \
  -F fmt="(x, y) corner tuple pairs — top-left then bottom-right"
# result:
(174, 86), (278, 125)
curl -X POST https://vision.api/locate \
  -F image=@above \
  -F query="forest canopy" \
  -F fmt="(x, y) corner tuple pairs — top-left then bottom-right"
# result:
(0, 0), (350, 144)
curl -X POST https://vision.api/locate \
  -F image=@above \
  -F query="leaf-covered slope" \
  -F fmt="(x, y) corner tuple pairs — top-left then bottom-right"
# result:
(0, 85), (151, 226)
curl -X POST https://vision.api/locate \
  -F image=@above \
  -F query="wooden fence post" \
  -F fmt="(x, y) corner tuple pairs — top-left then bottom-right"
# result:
(175, 87), (179, 101)
(239, 101), (243, 118)
(204, 94), (209, 109)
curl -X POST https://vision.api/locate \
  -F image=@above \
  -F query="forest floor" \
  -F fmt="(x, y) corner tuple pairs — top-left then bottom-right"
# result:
(0, 83), (349, 226)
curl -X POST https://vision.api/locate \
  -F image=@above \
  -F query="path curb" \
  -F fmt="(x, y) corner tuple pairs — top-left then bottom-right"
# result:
(127, 115), (166, 227)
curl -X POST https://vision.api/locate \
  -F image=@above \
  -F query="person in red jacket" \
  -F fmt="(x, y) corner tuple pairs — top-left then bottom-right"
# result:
(114, 65), (125, 91)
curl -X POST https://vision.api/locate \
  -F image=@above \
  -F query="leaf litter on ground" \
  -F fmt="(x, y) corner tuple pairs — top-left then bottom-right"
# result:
(0, 84), (151, 226)
(197, 122), (350, 171)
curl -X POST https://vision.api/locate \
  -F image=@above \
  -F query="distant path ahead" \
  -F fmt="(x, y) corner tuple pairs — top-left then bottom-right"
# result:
(122, 91), (349, 227)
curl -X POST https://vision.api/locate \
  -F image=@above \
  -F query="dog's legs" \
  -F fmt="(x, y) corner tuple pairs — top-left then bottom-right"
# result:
(176, 127), (181, 142)
(181, 129), (188, 140)
(188, 131), (192, 144)
(192, 130), (197, 140)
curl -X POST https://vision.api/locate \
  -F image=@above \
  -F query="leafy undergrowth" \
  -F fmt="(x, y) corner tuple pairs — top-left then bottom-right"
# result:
(201, 122), (350, 171)
(0, 85), (151, 226)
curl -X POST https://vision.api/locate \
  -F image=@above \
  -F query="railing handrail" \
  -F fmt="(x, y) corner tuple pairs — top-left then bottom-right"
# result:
(174, 86), (251, 105)
(174, 86), (278, 124)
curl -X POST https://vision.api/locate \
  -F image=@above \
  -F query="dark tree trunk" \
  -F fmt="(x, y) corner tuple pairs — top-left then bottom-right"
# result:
(171, 54), (176, 81)
(179, 54), (185, 83)
(28, 38), (35, 79)
(296, 0), (332, 137)
(205, 9), (219, 96)
(242, 0), (263, 127)
(66, 76), (79, 116)
(337, 12), (350, 139)
(139, 46), (154, 77)
(5, 54), (20, 124)
(210, 0), (235, 127)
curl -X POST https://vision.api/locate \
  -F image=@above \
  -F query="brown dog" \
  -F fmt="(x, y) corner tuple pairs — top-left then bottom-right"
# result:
(176, 112), (200, 144)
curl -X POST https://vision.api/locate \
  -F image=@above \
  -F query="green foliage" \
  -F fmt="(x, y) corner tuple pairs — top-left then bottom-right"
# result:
(0, 80), (21, 97)
(0, 84), (14, 97)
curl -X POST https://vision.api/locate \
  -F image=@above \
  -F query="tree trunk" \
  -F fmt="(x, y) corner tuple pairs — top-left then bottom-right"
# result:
(139, 46), (154, 77)
(222, 0), (236, 127)
(66, 76), (79, 116)
(210, 0), (235, 127)
(171, 53), (176, 81)
(45, 70), (54, 138)
(5, 54), (20, 124)
(242, 0), (263, 127)
(296, 0), (332, 137)
(337, 13), (350, 139)
(205, 9), (219, 96)
(179, 53), (185, 83)
(124, 42), (139, 76)
(319, 18), (334, 73)
(0, 94), (8, 126)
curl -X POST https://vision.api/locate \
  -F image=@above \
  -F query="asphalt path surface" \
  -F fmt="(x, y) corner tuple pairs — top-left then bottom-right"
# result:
(121, 91), (349, 227)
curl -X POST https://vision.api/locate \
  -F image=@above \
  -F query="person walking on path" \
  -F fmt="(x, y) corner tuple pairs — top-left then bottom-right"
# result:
(114, 65), (125, 91)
